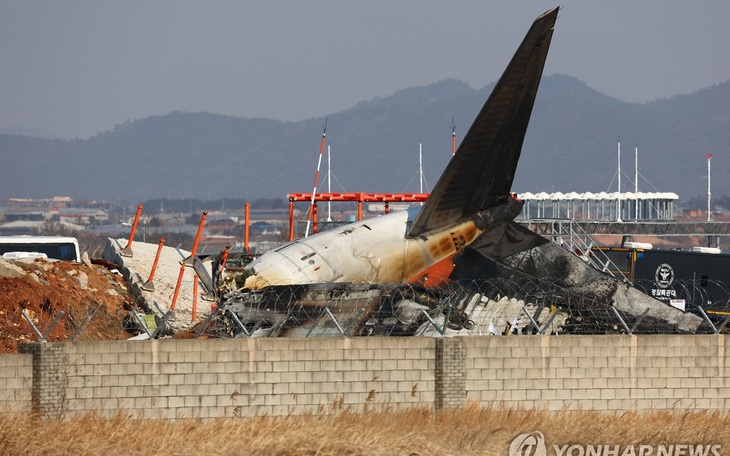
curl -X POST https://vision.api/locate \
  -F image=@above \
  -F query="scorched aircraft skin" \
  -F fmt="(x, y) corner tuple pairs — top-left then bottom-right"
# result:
(242, 7), (558, 291)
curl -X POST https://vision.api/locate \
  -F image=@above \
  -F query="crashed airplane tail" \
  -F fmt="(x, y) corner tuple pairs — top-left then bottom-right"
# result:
(407, 7), (558, 240)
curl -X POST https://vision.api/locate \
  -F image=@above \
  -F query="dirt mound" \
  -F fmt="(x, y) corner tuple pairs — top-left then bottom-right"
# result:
(0, 257), (139, 353)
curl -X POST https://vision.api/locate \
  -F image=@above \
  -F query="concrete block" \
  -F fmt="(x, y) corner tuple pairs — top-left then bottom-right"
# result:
(174, 384), (197, 397)
(83, 353), (104, 365)
(125, 386), (147, 398)
(405, 369), (429, 382)
(167, 396), (185, 408)
(379, 381), (398, 393)
(584, 367), (601, 379)
(224, 362), (246, 374)
(599, 389), (616, 400)
(148, 397), (169, 410)
(67, 376), (84, 389)
(118, 352), (137, 365)
(75, 364), (94, 376)
(168, 374), (186, 385)
(198, 373), (217, 384)
(76, 388), (94, 399)
(109, 363), (131, 376)
(687, 388), (706, 399)
(105, 386), (127, 397)
(614, 388), (631, 400)
(555, 389), (572, 401)
(304, 383), (321, 394)
(214, 351), (238, 363)
(183, 396), (202, 407)
(367, 359), (383, 371)
(643, 388), (660, 399)
(510, 390), (527, 401)
(101, 376), (120, 387)
(528, 388), (549, 400)
(350, 360), (367, 371)
(125, 363), (147, 375)
(255, 361), (274, 373)
(134, 374), (156, 387)
(200, 362), (226, 374)
(84, 375), (101, 387)
(149, 374), (170, 385)
(208, 384), (229, 396)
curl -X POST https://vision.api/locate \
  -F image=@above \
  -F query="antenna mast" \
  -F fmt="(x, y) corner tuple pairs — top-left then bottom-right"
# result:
(617, 141), (622, 222)
(305, 119), (328, 237)
(419, 142), (424, 206)
(707, 153), (713, 222)
(635, 146), (638, 220)
(327, 144), (332, 222)
(451, 117), (456, 156)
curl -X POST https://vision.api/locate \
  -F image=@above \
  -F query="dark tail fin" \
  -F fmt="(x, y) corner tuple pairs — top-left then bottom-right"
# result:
(408, 7), (558, 238)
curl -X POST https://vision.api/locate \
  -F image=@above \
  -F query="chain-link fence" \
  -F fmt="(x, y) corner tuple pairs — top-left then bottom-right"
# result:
(197, 274), (730, 339)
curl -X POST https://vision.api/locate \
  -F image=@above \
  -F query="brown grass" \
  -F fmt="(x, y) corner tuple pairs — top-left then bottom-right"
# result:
(2, 405), (729, 456)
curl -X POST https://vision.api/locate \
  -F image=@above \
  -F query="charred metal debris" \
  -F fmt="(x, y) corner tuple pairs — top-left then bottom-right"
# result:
(194, 249), (722, 338)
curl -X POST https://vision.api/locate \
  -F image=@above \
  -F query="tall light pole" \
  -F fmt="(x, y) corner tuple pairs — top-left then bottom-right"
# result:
(707, 153), (713, 222)
(634, 147), (639, 220)
(617, 142), (622, 222)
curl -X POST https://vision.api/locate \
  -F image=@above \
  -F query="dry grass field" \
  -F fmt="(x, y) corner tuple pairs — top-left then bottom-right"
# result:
(2, 405), (729, 456)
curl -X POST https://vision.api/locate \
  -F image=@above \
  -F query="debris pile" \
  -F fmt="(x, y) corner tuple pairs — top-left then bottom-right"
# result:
(101, 238), (214, 331)
(0, 255), (135, 353)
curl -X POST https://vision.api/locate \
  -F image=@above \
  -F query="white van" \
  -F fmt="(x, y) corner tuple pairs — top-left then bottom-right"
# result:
(0, 236), (81, 262)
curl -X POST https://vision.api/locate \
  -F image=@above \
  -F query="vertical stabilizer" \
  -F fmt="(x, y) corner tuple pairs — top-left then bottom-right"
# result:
(408, 7), (558, 238)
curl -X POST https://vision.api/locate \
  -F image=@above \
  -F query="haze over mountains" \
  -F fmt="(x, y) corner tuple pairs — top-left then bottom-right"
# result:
(1, 74), (729, 204)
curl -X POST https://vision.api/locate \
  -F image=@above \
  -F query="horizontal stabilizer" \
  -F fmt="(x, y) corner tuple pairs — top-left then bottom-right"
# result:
(467, 220), (548, 258)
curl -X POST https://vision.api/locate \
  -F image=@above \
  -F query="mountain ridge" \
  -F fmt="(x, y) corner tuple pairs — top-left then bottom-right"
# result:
(1, 74), (728, 203)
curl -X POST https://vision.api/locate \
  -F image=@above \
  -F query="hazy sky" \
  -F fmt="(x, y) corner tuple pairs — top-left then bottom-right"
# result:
(2, 1), (730, 139)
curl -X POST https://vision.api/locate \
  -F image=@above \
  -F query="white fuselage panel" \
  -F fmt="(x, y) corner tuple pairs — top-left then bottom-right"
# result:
(243, 207), (482, 289)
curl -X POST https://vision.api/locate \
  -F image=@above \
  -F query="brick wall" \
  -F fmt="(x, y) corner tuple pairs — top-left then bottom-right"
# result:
(8, 334), (730, 419)
(18, 343), (68, 418)
(435, 338), (466, 408)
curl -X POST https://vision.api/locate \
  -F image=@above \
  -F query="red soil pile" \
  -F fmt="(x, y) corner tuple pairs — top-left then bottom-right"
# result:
(0, 258), (137, 353)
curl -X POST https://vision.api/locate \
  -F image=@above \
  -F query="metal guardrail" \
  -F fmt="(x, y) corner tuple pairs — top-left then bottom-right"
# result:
(544, 219), (630, 282)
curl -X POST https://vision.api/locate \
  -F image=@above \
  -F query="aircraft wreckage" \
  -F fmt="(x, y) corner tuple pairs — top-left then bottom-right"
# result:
(198, 7), (704, 338)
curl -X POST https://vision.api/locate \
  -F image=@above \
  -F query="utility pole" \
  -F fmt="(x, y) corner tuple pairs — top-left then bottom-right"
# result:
(617, 142), (622, 222)
(707, 153), (713, 222)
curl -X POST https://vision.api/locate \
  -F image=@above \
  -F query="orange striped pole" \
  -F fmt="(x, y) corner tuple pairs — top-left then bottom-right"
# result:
(357, 193), (364, 221)
(244, 202), (251, 254)
(170, 211), (207, 311)
(188, 211), (207, 260)
(120, 204), (143, 257)
(192, 278), (198, 321)
(141, 237), (165, 291)
(312, 203), (318, 234)
(288, 200), (295, 241)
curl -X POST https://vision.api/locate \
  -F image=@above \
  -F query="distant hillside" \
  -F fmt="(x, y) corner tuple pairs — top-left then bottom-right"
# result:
(1, 74), (729, 203)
